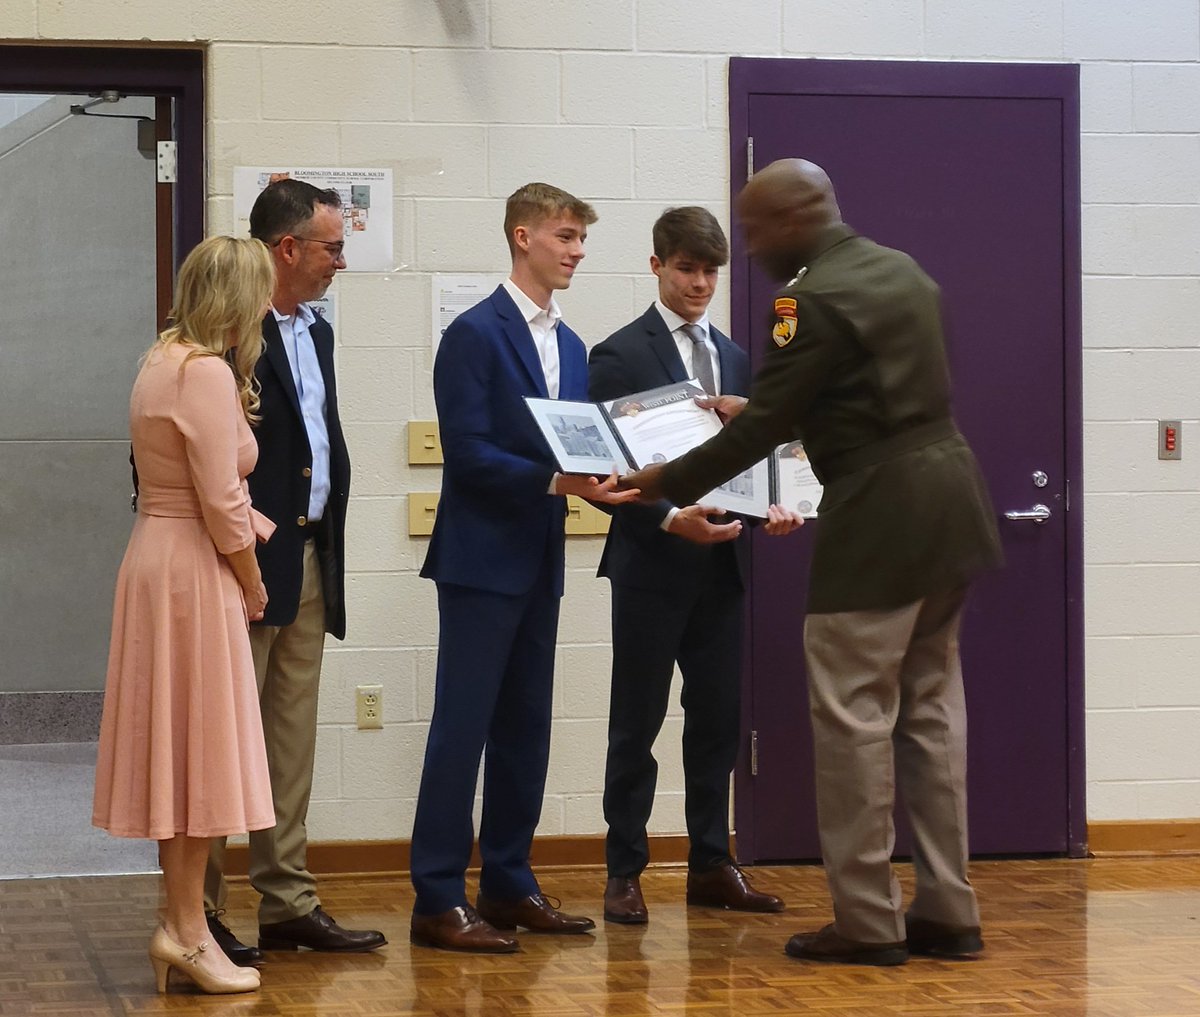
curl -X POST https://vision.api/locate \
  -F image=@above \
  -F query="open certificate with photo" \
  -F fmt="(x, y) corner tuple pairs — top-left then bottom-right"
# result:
(524, 381), (823, 518)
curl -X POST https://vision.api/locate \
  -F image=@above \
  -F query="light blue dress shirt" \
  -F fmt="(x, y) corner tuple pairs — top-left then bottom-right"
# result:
(272, 304), (331, 521)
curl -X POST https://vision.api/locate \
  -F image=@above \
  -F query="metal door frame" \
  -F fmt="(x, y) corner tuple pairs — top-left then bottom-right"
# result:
(728, 57), (1085, 859)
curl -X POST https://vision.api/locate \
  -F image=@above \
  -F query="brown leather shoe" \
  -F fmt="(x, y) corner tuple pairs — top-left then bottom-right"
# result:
(603, 877), (648, 924)
(905, 915), (984, 958)
(410, 905), (519, 953)
(476, 893), (596, 934)
(686, 862), (786, 913)
(785, 923), (908, 966)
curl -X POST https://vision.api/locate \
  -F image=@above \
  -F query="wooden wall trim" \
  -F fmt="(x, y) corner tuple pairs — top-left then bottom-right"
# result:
(1087, 820), (1200, 856)
(224, 824), (1200, 878)
(223, 835), (695, 878)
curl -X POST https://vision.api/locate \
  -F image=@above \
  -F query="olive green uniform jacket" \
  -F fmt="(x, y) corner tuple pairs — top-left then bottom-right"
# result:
(658, 224), (1003, 613)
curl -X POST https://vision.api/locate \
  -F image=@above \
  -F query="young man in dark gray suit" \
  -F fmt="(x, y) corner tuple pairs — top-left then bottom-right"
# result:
(588, 207), (799, 924)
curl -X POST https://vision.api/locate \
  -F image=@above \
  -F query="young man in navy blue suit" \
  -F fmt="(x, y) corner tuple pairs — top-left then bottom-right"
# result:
(410, 183), (639, 953)
(588, 207), (800, 924)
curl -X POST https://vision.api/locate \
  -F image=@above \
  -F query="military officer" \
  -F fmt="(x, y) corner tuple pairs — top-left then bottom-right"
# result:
(623, 159), (1003, 967)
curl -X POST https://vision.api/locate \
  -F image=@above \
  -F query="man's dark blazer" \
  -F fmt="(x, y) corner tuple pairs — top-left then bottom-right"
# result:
(250, 311), (351, 637)
(420, 285), (588, 597)
(588, 305), (751, 592)
(659, 225), (1003, 613)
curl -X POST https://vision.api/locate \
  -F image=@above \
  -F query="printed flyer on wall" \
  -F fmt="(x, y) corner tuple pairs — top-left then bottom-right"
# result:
(233, 167), (395, 272)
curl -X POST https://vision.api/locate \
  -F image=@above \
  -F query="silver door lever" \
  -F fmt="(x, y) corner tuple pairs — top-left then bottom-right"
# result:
(1004, 504), (1051, 524)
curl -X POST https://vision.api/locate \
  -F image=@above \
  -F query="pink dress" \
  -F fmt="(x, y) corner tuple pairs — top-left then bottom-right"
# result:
(93, 344), (276, 840)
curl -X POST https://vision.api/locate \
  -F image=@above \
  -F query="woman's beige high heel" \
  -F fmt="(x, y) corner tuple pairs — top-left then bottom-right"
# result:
(149, 925), (261, 994)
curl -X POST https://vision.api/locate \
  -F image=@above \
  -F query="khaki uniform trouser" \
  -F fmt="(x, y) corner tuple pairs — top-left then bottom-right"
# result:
(205, 540), (325, 925)
(804, 585), (979, 944)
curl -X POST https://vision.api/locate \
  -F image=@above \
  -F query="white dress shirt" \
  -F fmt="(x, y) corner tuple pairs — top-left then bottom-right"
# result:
(654, 300), (722, 395)
(503, 279), (561, 399)
(503, 279), (565, 494)
(653, 302), (723, 530)
(272, 303), (331, 521)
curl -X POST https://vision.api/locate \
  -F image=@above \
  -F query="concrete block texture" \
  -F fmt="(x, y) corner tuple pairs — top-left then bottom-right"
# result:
(1081, 134), (1200, 205)
(563, 55), (706, 127)
(1065, 0), (1200, 61)
(340, 124), (488, 198)
(637, 0), (782, 55)
(782, 0), (924, 56)
(261, 48), (411, 122)
(412, 50), (560, 124)
(1079, 62), (1134, 134)
(491, 0), (634, 51)
(336, 273), (432, 348)
(207, 45), (262, 122)
(488, 125), (633, 199)
(207, 120), (339, 197)
(1084, 421), (1200, 494)
(634, 128), (729, 201)
(1133, 65), (1200, 133)
(924, 0), (1063, 58)
(1087, 708), (1200, 781)
(1088, 634), (1200, 708)
(1, 0), (36, 37)
(1132, 205), (1200, 276)
(1085, 564), (1200, 635)
(1083, 276), (1200, 347)
(414, 198), (510, 272)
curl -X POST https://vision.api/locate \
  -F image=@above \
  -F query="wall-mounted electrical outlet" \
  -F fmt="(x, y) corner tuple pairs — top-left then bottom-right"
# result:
(356, 685), (383, 730)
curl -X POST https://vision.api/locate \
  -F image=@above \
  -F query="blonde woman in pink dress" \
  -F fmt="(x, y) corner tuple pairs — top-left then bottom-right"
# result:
(93, 236), (278, 995)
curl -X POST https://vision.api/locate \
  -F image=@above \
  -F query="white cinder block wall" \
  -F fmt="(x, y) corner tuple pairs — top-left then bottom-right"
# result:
(12, 0), (1199, 836)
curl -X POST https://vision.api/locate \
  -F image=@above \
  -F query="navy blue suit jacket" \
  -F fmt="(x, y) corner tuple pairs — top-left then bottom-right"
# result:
(421, 286), (588, 597)
(588, 305), (751, 592)
(250, 312), (351, 636)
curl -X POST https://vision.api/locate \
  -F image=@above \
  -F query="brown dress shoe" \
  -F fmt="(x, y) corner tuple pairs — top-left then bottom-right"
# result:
(905, 915), (984, 958)
(410, 905), (519, 953)
(603, 877), (648, 924)
(476, 893), (596, 934)
(785, 923), (908, 966)
(686, 862), (786, 913)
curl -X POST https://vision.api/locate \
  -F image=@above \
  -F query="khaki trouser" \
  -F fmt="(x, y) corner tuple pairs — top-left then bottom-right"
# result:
(205, 540), (325, 925)
(804, 585), (979, 944)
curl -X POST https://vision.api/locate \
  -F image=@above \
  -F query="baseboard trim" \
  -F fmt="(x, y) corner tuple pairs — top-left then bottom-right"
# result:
(1087, 819), (1200, 856)
(223, 834), (694, 878)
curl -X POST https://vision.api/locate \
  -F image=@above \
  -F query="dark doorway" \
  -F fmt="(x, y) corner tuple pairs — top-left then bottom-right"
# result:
(729, 59), (1084, 862)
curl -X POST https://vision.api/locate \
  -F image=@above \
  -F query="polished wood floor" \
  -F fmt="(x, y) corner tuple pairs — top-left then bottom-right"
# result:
(3, 857), (1199, 1016)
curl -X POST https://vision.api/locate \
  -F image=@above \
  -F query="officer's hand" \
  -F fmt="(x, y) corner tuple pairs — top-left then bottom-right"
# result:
(763, 504), (804, 537)
(668, 505), (743, 545)
(620, 462), (666, 501)
(695, 394), (748, 423)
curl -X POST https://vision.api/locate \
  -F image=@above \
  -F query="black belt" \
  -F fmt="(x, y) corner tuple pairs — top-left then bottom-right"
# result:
(818, 418), (959, 482)
(302, 518), (322, 540)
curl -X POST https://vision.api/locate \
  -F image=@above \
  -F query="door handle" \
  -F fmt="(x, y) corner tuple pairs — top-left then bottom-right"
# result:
(1004, 503), (1051, 524)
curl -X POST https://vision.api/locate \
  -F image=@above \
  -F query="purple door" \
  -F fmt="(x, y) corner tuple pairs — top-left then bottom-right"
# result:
(730, 60), (1084, 860)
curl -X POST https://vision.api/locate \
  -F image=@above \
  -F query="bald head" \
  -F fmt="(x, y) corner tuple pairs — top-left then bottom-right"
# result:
(736, 159), (842, 280)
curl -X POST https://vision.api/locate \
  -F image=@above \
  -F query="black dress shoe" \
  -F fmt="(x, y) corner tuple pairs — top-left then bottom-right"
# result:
(206, 910), (263, 967)
(905, 915), (984, 958)
(785, 924), (908, 966)
(259, 906), (387, 953)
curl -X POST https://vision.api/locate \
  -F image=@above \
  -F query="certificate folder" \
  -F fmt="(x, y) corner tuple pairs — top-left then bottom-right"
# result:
(525, 380), (822, 519)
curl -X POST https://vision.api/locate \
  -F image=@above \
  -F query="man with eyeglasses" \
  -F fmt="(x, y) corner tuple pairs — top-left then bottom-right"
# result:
(203, 179), (386, 962)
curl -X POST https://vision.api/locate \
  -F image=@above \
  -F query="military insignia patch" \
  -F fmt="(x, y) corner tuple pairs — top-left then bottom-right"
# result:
(773, 297), (798, 347)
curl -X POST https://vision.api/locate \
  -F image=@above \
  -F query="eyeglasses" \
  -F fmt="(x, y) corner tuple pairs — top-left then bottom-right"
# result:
(274, 235), (345, 260)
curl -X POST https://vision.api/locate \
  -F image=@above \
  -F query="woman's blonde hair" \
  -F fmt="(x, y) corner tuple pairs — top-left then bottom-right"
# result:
(154, 235), (275, 421)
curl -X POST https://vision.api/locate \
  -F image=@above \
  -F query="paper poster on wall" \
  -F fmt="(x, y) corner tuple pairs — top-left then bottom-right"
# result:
(233, 167), (394, 272)
(432, 273), (505, 355)
(309, 292), (337, 340)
